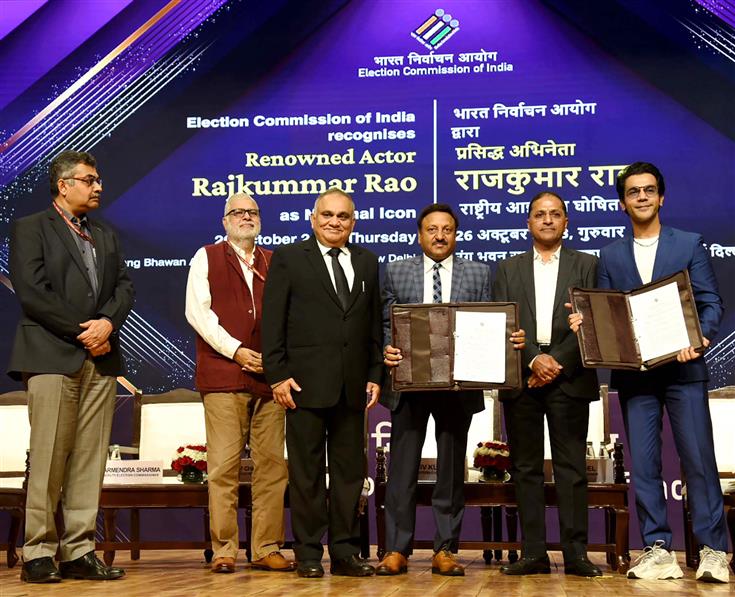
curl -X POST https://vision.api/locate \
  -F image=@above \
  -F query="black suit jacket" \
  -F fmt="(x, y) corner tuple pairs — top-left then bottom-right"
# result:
(492, 247), (598, 401)
(7, 206), (134, 380)
(262, 235), (383, 409)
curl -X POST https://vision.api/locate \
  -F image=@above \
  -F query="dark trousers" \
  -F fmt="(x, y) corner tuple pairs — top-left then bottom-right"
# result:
(384, 393), (473, 554)
(285, 394), (364, 562)
(620, 380), (727, 551)
(504, 386), (589, 561)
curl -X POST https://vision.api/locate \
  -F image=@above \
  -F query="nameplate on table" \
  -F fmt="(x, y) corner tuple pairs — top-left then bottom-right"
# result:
(418, 458), (468, 482)
(544, 458), (614, 483)
(104, 460), (164, 484)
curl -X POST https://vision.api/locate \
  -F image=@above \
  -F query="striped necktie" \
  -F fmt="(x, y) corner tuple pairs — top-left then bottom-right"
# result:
(432, 262), (442, 303)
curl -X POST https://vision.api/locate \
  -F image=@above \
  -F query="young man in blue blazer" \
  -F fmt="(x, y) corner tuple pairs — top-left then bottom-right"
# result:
(573, 162), (728, 583)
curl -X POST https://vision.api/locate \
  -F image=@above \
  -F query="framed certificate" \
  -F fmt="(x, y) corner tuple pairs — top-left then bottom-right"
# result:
(569, 270), (704, 371)
(390, 302), (522, 392)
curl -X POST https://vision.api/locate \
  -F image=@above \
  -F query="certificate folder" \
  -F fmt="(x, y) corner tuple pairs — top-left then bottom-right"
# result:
(569, 270), (703, 371)
(390, 302), (521, 392)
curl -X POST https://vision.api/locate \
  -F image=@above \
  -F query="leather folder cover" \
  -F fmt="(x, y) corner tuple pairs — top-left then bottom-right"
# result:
(569, 270), (703, 371)
(390, 302), (521, 391)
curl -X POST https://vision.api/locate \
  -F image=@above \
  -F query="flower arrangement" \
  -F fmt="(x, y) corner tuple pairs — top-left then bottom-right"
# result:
(473, 441), (511, 482)
(171, 444), (207, 475)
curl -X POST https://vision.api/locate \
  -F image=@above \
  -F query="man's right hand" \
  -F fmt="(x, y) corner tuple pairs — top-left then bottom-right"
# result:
(272, 377), (300, 409)
(88, 340), (111, 358)
(234, 347), (263, 373)
(530, 353), (562, 384)
(383, 345), (402, 368)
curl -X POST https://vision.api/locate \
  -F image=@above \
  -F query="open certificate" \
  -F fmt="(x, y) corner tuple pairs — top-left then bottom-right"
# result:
(628, 281), (691, 362)
(453, 311), (506, 383)
(389, 302), (521, 391)
(569, 270), (704, 371)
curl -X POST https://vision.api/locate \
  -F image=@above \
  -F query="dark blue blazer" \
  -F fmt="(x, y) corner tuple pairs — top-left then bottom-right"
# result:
(598, 226), (723, 390)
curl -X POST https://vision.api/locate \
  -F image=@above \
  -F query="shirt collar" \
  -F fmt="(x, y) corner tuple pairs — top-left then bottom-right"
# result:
(227, 240), (256, 260)
(423, 253), (454, 274)
(315, 237), (350, 256)
(56, 203), (88, 226)
(533, 246), (561, 263)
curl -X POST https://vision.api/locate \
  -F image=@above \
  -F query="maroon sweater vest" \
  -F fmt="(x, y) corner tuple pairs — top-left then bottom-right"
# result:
(194, 242), (272, 398)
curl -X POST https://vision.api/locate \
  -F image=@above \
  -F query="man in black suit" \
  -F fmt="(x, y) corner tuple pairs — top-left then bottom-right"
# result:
(8, 150), (134, 583)
(492, 191), (601, 576)
(262, 188), (382, 578)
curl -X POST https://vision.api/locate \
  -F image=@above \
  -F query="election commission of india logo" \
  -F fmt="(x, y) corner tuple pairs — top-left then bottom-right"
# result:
(411, 8), (460, 50)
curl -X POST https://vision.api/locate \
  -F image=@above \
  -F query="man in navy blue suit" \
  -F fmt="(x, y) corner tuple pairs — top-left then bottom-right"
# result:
(376, 204), (524, 576)
(572, 162), (728, 583)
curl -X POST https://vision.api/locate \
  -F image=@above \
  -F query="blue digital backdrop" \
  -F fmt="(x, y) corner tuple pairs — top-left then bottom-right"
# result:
(1, 0), (733, 550)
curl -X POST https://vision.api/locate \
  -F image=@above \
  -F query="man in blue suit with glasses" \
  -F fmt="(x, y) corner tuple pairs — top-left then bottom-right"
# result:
(571, 162), (728, 583)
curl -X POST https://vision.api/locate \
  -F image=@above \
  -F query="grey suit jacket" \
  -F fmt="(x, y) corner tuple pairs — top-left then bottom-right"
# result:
(380, 254), (491, 412)
(492, 246), (598, 401)
(8, 206), (134, 380)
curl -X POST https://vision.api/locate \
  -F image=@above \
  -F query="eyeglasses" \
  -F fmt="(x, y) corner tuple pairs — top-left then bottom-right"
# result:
(64, 176), (103, 187)
(625, 185), (658, 199)
(225, 208), (260, 219)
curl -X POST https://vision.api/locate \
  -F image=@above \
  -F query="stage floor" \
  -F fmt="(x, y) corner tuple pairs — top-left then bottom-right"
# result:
(0, 549), (731, 596)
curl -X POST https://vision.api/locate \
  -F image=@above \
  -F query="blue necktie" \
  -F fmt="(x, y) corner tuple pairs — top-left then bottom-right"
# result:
(432, 262), (442, 303)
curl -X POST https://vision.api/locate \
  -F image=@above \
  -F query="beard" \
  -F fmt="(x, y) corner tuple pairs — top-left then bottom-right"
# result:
(225, 223), (260, 244)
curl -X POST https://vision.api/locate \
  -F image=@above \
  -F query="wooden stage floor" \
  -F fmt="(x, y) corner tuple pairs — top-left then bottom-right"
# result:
(1, 549), (733, 596)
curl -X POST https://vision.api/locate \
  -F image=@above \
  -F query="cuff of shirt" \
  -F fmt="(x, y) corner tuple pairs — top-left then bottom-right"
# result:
(224, 338), (242, 361)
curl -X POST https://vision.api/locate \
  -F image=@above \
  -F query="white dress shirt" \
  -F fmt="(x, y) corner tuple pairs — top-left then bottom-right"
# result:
(422, 254), (453, 303)
(533, 246), (561, 345)
(185, 242), (256, 359)
(315, 238), (355, 291)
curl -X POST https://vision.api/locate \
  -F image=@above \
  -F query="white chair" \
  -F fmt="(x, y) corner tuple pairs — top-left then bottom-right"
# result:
(683, 385), (735, 568)
(0, 391), (30, 489)
(419, 390), (500, 481)
(100, 388), (211, 565)
(706, 386), (735, 492)
(135, 389), (207, 482)
(0, 390), (30, 568)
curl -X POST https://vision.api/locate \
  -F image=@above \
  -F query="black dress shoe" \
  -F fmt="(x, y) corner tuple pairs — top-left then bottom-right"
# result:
(21, 557), (62, 583)
(565, 556), (603, 577)
(296, 561), (325, 578)
(59, 551), (125, 580)
(500, 555), (551, 575)
(330, 554), (375, 577)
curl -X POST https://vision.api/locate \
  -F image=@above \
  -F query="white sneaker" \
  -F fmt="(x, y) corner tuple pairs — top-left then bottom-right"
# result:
(627, 540), (684, 580)
(696, 546), (729, 583)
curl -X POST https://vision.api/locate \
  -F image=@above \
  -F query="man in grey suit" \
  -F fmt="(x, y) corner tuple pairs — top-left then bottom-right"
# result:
(376, 203), (523, 576)
(8, 150), (134, 583)
(492, 191), (601, 576)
